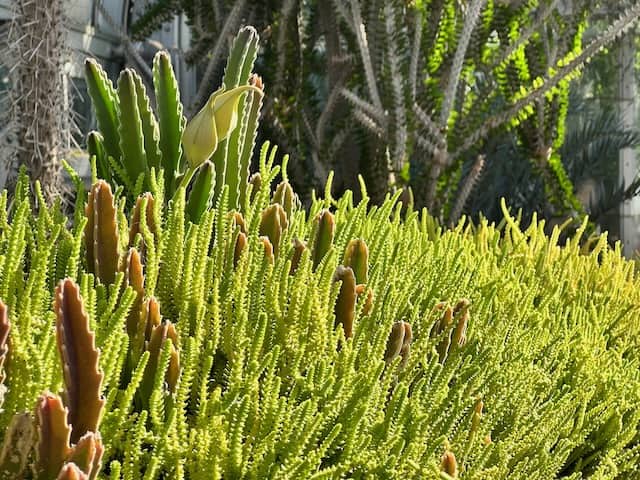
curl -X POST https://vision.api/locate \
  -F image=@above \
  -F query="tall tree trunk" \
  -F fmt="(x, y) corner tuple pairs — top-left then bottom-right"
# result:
(6, 0), (70, 202)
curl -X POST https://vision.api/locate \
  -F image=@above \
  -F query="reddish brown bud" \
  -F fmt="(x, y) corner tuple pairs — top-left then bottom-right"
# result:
(249, 173), (262, 202)
(440, 450), (458, 478)
(54, 279), (104, 443)
(260, 236), (274, 264)
(273, 181), (296, 218)
(313, 210), (335, 270)
(233, 232), (248, 268)
(259, 204), (288, 256)
(384, 321), (406, 363)
(289, 238), (307, 275)
(85, 181), (119, 285)
(229, 211), (247, 235)
(343, 238), (369, 284)
(333, 266), (357, 339)
(36, 393), (72, 479)
(129, 193), (157, 250)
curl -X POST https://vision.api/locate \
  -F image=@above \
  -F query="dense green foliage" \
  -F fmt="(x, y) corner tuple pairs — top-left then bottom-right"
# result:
(130, 1), (640, 221)
(2, 22), (640, 480)
(1, 152), (640, 477)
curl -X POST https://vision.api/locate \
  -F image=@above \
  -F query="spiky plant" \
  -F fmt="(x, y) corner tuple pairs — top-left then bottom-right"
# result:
(129, 1), (640, 221)
(2, 0), (72, 201)
(1, 143), (640, 477)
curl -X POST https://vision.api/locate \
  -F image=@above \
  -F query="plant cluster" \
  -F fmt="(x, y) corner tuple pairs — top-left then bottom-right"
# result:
(0, 26), (640, 480)
(129, 1), (640, 223)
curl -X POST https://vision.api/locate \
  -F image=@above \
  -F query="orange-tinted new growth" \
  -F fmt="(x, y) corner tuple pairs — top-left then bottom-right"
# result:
(249, 173), (262, 202)
(260, 236), (275, 264)
(363, 287), (374, 315)
(54, 279), (105, 444)
(229, 211), (247, 235)
(333, 266), (357, 339)
(384, 321), (406, 363)
(313, 210), (335, 270)
(343, 238), (369, 284)
(56, 463), (88, 480)
(0, 301), (9, 384)
(234, 232), (248, 268)
(129, 192), (157, 249)
(67, 432), (103, 480)
(36, 393), (72, 479)
(259, 204), (288, 256)
(273, 181), (296, 218)
(440, 450), (458, 478)
(85, 181), (119, 285)
(142, 321), (180, 402)
(289, 238), (307, 275)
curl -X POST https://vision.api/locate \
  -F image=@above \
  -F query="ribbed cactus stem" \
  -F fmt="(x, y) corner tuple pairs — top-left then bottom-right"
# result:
(273, 181), (296, 219)
(290, 238), (307, 275)
(67, 432), (103, 480)
(229, 211), (247, 234)
(0, 301), (9, 386)
(85, 181), (119, 285)
(313, 210), (335, 270)
(259, 204), (288, 257)
(363, 287), (374, 315)
(333, 266), (357, 339)
(260, 236), (275, 264)
(56, 463), (88, 480)
(249, 173), (262, 203)
(36, 393), (72, 480)
(440, 449), (458, 478)
(0, 413), (35, 478)
(384, 321), (405, 363)
(343, 238), (369, 284)
(54, 279), (105, 443)
(129, 193), (157, 250)
(234, 232), (248, 268)
(141, 320), (180, 403)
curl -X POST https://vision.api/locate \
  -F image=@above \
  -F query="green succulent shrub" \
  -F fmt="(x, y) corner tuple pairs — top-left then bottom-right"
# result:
(1, 24), (640, 480)
(2, 148), (640, 478)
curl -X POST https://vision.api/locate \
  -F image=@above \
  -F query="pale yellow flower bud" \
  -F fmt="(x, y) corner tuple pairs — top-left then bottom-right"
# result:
(182, 85), (263, 168)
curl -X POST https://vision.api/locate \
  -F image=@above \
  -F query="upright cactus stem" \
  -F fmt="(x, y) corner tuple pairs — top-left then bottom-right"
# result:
(249, 173), (262, 202)
(36, 393), (72, 480)
(129, 192), (157, 250)
(260, 236), (275, 264)
(141, 320), (180, 405)
(259, 204), (288, 257)
(273, 181), (296, 219)
(56, 463), (88, 480)
(384, 320), (412, 365)
(0, 301), (9, 386)
(313, 210), (335, 270)
(54, 279), (105, 443)
(440, 449), (459, 478)
(333, 266), (357, 339)
(289, 238), (307, 275)
(343, 238), (369, 284)
(234, 232), (248, 268)
(85, 181), (120, 285)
